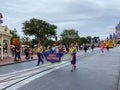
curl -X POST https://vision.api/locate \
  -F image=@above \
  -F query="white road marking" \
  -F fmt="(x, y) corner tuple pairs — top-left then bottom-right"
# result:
(0, 61), (70, 90)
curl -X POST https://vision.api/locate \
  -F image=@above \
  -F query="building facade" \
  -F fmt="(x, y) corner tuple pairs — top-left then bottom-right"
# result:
(0, 25), (12, 60)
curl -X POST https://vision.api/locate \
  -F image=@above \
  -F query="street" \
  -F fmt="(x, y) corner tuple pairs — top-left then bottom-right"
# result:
(0, 47), (120, 90)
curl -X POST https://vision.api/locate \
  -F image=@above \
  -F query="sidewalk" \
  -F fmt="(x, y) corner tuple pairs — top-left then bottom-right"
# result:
(0, 54), (38, 66)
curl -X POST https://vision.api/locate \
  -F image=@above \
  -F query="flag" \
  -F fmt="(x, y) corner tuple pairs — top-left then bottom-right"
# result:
(97, 36), (100, 46)
(109, 34), (113, 40)
(106, 37), (109, 41)
(0, 19), (3, 24)
(0, 13), (3, 19)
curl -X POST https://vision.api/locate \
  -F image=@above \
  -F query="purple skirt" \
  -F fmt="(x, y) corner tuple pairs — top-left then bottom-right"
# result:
(71, 53), (76, 65)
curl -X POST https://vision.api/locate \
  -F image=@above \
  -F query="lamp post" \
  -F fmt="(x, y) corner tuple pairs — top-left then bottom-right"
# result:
(55, 34), (63, 45)
(12, 28), (19, 61)
(13, 28), (17, 32)
(12, 28), (18, 45)
(55, 34), (58, 45)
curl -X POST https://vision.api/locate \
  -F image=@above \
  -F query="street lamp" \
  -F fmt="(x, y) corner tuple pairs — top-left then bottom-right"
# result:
(11, 28), (20, 61)
(54, 34), (58, 45)
(13, 28), (17, 32)
(12, 28), (19, 45)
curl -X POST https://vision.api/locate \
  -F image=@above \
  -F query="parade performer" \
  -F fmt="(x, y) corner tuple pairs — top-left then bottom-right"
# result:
(69, 43), (77, 72)
(100, 43), (105, 53)
(36, 44), (44, 66)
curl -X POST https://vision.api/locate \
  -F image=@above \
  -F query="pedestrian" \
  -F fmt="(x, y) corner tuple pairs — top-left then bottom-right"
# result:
(14, 45), (21, 62)
(69, 43), (77, 72)
(24, 47), (29, 60)
(29, 49), (33, 59)
(91, 44), (95, 51)
(46, 45), (52, 53)
(106, 43), (109, 51)
(51, 44), (57, 53)
(36, 44), (44, 66)
(83, 44), (88, 53)
(100, 43), (105, 53)
(11, 47), (15, 56)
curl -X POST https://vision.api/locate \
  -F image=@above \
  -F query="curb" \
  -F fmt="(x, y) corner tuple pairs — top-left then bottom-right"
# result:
(0, 59), (37, 67)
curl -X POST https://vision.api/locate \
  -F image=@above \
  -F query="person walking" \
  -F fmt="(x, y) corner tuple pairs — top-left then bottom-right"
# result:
(91, 44), (95, 51)
(36, 44), (44, 66)
(100, 43), (105, 53)
(51, 44), (57, 53)
(83, 44), (88, 53)
(14, 45), (21, 62)
(24, 47), (29, 60)
(69, 43), (77, 72)
(29, 48), (33, 59)
(106, 43), (109, 51)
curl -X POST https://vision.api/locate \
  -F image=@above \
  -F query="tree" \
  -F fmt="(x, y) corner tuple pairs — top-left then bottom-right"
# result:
(61, 29), (80, 46)
(86, 36), (92, 43)
(93, 36), (98, 43)
(44, 39), (54, 47)
(20, 36), (30, 45)
(80, 37), (88, 45)
(22, 18), (57, 45)
(30, 38), (39, 48)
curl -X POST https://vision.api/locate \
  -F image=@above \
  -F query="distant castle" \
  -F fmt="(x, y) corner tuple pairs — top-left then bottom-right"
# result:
(115, 21), (120, 44)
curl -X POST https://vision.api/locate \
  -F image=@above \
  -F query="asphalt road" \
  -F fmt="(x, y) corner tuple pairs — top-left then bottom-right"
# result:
(0, 48), (96, 75)
(16, 47), (120, 90)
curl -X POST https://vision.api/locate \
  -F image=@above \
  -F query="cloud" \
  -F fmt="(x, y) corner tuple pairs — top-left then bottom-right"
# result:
(0, 0), (120, 39)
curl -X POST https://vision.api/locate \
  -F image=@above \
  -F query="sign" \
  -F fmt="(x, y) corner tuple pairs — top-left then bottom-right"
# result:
(43, 53), (63, 63)
(12, 38), (19, 45)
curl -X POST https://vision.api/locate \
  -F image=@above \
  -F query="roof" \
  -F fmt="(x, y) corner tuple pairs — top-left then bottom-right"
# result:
(0, 25), (12, 37)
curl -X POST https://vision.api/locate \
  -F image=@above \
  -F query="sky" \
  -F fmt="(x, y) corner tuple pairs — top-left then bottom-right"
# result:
(0, 0), (120, 40)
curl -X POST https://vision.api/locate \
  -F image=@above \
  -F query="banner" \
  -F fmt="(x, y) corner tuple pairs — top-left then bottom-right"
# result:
(12, 38), (19, 45)
(43, 52), (63, 63)
(0, 13), (3, 24)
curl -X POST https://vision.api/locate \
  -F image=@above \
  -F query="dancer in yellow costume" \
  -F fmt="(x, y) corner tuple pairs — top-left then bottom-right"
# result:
(36, 44), (44, 66)
(69, 43), (77, 72)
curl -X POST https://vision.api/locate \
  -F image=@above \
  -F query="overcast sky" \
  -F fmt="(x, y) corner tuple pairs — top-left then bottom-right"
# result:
(0, 0), (120, 39)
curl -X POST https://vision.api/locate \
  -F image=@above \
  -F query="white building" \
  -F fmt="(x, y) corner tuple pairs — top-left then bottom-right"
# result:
(0, 25), (12, 60)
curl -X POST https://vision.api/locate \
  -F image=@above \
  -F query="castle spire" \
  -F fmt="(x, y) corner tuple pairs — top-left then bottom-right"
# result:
(119, 20), (120, 24)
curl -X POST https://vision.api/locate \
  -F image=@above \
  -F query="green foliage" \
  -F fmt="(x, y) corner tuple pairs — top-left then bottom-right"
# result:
(21, 18), (100, 47)
(86, 36), (92, 43)
(22, 18), (57, 44)
(44, 39), (54, 47)
(93, 36), (98, 43)
(61, 29), (80, 46)
(20, 36), (30, 45)
(61, 29), (79, 38)
(80, 37), (88, 45)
